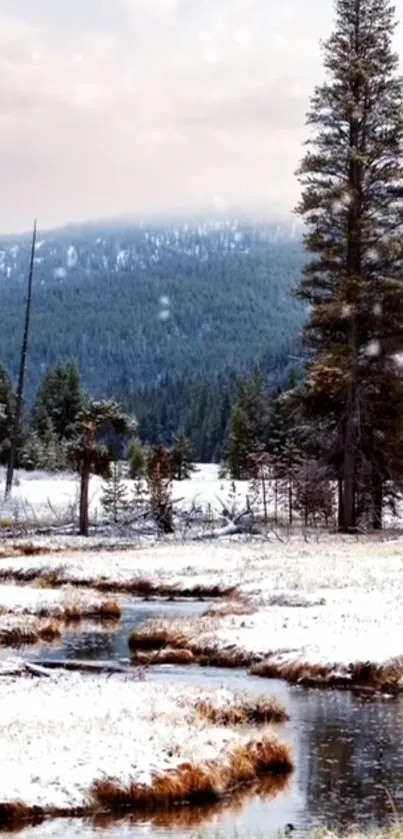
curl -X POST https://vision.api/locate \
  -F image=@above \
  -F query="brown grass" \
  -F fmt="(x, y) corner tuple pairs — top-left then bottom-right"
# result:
(250, 656), (403, 693)
(198, 649), (252, 668)
(91, 736), (293, 814)
(0, 566), (235, 599)
(0, 624), (38, 646)
(202, 600), (255, 618)
(0, 619), (61, 648)
(0, 543), (49, 560)
(0, 741), (292, 830)
(0, 801), (44, 832)
(128, 628), (187, 651)
(92, 773), (290, 832)
(131, 648), (195, 665)
(152, 773), (289, 825)
(33, 572), (65, 589)
(195, 695), (289, 726)
(37, 599), (121, 624)
(37, 621), (62, 642)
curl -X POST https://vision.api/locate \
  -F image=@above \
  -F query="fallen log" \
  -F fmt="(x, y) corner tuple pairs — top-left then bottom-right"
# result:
(31, 659), (129, 675)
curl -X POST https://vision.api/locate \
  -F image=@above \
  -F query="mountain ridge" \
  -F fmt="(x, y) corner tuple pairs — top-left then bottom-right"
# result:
(0, 218), (306, 402)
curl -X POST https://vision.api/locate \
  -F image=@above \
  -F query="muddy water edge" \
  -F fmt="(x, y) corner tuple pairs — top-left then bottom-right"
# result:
(5, 598), (403, 838)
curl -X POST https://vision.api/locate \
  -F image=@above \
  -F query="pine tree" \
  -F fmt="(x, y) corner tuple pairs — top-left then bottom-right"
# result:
(223, 371), (269, 479)
(101, 462), (130, 523)
(34, 361), (84, 440)
(68, 400), (133, 536)
(295, 0), (403, 531)
(147, 443), (173, 533)
(170, 430), (196, 480)
(127, 437), (147, 479)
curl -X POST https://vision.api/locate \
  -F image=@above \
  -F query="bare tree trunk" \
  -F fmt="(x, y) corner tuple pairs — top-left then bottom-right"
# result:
(79, 463), (90, 536)
(341, 62), (363, 532)
(337, 478), (344, 530)
(5, 220), (37, 498)
(343, 353), (358, 532)
(274, 478), (278, 523)
(288, 478), (293, 526)
(261, 468), (268, 523)
(372, 471), (383, 530)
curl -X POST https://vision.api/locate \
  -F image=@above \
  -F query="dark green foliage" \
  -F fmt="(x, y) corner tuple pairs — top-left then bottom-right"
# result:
(68, 399), (133, 535)
(21, 429), (67, 472)
(101, 462), (130, 523)
(295, 0), (403, 530)
(129, 373), (237, 463)
(223, 371), (269, 479)
(34, 362), (84, 440)
(170, 431), (195, 480)
(0, 222), (305, 403)
(0, 363), (14, 466)
(127, 437), (147, 479)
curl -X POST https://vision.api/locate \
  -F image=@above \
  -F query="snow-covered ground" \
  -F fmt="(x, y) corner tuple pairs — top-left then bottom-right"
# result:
(0, 674), (287, 810)
(0, 583), (118, 619)
(2, 537), (402, 674)
(0, 464), (265, 527)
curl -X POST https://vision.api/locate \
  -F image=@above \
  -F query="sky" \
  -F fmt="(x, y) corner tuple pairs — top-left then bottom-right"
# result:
(1, 0), (402, 234)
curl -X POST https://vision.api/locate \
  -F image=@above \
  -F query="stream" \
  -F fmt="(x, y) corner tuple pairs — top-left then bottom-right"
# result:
(6, 599), (403, 837)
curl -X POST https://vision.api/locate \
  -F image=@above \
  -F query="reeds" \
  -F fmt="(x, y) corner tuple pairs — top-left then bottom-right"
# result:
(37, 599), (121, 623)
(91, 736), (293, 814)
(0, 567), (235, 599)
(250, 656), (403, 692)
(128, 627), (187, 651)
(195, 695), (289, 726)
(92, 774), (290, 832)
(0, 619), (61, 647)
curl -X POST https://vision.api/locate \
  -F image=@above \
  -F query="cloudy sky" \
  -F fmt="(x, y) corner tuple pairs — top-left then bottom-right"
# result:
(1, 0), (402, 234)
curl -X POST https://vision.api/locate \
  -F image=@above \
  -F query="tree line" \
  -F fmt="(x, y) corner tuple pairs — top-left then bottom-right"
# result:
(2, 0), (403, 535)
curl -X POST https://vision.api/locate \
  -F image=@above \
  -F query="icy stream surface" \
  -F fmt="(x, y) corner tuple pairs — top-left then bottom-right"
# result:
(5, 598), (403, 837)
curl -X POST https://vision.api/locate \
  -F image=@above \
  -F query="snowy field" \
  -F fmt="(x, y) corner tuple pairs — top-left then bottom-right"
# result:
(0, 674), (289, 812)
(0, 464), (254, 527)
(1, 536), (403, 678)
(0, 583), (118, 618)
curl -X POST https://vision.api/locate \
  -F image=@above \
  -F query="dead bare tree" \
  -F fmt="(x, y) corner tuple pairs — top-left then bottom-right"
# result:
(5, 220), (37, 498)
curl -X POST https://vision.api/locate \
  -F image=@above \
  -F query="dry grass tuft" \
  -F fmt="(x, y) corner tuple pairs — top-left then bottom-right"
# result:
(198, 649), (251, 669)
(17, 544), (46, 557)
(202, 600), (255, 618)
(96, 599), (122, 620)
(250, 656), (403, 693)
(37, 621), (62, 642)
(0, 544), (48, 560)
(91, 736), (292, 815)
(128, 628), (186, 651)
(195, 695), (289, 726)
(131, 648), (195, 666)
(0, 563), (235, 599)
(250, 659), (328, 682)
(37, 598), (121, 624)
(92, 773), (290, 832)
(33, 572), (63, 589)
(0, 616), (61, 646)
(0, 801), (41, 829)
(0, 624), (38, 647)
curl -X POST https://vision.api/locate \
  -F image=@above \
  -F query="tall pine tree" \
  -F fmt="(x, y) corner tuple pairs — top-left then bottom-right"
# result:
(295, 0), (403, 530)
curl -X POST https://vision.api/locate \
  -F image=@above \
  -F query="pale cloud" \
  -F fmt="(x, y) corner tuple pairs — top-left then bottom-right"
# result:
(0, 0), (402, 233)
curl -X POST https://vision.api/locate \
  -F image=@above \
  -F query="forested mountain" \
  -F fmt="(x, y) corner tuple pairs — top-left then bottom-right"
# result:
(0, 218), (306, 404)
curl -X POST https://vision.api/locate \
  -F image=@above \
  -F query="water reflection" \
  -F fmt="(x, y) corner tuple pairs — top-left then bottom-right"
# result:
(31, 598), (209, 664)
(6, 600), (403, 837)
